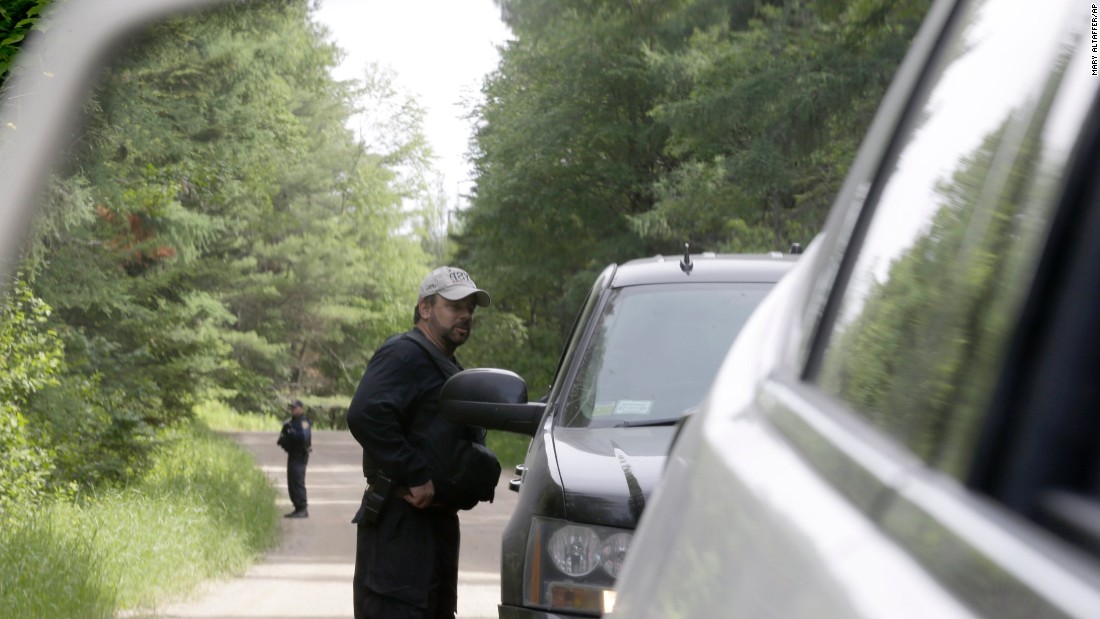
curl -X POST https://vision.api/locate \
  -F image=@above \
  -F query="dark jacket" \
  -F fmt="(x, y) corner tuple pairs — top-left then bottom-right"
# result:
(346, 328), (487, 502)
(278, 414), (312, 457)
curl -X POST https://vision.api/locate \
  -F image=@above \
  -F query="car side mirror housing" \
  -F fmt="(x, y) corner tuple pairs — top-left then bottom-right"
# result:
(440, 369), (545, 436)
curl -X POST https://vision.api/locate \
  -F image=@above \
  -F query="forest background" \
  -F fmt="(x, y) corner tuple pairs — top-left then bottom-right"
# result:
(0, 0), (930, 527)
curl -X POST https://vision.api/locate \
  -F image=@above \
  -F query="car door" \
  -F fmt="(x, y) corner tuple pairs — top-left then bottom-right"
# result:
(787, 0), (1100, 615)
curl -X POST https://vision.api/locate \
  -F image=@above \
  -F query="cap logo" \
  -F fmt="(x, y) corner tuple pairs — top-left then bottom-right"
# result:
(424, 268), (475, 294)
(418, 266), (491, 307)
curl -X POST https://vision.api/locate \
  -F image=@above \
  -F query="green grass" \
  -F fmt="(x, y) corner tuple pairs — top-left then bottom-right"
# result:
(487, 430), (531, 472)
(0, 421), (280, 618)
(0, 516), (115, 618)
(195, 399), (281, 431)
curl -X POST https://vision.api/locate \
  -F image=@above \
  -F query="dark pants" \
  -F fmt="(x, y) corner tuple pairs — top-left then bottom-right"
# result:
(287, 453), (308, 510)
(353, 498), (460, 619)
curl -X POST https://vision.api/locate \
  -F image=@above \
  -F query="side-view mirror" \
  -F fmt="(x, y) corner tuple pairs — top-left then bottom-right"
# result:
(440, 369), (545, 436)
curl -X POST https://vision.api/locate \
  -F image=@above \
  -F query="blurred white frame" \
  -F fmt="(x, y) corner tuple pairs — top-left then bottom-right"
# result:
(0, 0), (231, 288)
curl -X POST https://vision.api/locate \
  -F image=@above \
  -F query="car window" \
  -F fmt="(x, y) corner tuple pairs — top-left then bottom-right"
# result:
(541, 265), (614, 403)
(811, 0), (1090, 480)
(561, 282), (771, 428)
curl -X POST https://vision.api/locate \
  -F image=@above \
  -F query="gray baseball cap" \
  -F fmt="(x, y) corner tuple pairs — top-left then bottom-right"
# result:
(418, 266), (491, 307)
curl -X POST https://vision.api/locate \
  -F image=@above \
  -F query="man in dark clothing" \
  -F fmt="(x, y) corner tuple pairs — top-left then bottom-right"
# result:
(278, 399), (311, 518)
(347, 266), (492, 619)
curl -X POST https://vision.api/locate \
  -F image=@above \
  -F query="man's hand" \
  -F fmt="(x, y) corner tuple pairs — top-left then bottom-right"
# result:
(405, 479), (435, 509)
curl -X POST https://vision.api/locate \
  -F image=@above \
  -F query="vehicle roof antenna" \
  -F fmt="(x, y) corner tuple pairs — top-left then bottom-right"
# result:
(680, 243), (693, 274)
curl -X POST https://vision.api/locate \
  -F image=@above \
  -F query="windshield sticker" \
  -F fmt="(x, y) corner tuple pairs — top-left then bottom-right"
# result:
(613, 400), (653, 416)
(592, 402), (616, 417)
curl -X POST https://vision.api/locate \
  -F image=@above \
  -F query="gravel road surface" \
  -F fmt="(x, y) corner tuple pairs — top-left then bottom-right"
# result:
(144, 429), (518, 619)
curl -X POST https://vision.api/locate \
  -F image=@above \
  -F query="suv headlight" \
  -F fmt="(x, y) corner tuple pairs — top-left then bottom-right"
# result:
(524, 516), (632, 615)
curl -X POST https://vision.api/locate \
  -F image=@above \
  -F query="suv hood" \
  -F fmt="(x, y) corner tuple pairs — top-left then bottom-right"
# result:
(551, 425), (677, 529)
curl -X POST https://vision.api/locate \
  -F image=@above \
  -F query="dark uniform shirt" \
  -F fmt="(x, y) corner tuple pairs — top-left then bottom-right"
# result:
(347, 329), (463, 489)
(280, 414), (312, 456)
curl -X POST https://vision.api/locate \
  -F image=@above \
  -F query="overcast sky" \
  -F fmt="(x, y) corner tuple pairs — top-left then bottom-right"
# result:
(311, 0), (512, 207)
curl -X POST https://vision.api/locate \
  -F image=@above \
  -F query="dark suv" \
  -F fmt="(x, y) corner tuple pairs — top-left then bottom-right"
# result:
(608, 0), (1100, 617)
(440, 251), (795, 618)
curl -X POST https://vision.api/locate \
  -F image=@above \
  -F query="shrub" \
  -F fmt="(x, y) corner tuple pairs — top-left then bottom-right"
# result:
(0, 277), (63, 514)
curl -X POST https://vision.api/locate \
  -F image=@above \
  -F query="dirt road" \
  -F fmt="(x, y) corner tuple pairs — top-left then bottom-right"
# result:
(149, 430), (518, 619)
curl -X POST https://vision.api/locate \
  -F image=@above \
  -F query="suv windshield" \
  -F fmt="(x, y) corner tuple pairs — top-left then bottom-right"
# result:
(561, 282), (772, 428)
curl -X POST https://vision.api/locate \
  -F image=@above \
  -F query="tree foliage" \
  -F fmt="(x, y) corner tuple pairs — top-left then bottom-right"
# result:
(0, 277), (61, 513)
(3, 0), (436, 493)
(641, 0), (928, 249)
(461, 0), (930, 387)
(0, 0), (55, 82)
(0, 0), (936, 498)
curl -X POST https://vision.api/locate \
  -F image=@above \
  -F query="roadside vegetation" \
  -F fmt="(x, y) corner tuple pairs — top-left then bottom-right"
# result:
(0, 421), (279, 618)
(0, 0), (931, 614)
(196, 400), (282, 432)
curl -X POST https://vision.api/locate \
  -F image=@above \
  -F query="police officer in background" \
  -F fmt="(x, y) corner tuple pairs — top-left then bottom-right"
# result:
(347, 266), (493, 619)
(278, 399), (311, 518)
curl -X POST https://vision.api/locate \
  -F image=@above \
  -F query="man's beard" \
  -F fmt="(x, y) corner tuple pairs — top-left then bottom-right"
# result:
(446, 322), (472, 346)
